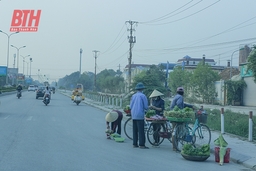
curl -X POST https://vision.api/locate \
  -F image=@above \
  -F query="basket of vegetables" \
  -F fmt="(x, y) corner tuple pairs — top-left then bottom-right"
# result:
(164, 106), (193, 122)
(181, 144), (210, 161)
(123, 105), (131, 115)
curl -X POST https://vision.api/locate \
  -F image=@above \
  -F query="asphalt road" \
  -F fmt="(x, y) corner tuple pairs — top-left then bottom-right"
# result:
(0, 91), (253, 171)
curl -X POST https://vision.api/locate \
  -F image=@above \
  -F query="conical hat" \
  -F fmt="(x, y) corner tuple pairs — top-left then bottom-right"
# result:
(105, 111), (118, 122)
(149, 89), (164, 98)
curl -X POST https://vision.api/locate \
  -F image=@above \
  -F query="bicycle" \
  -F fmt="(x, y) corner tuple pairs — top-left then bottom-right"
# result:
(173, 110), (211, 152)
(146, 118), (173, 146)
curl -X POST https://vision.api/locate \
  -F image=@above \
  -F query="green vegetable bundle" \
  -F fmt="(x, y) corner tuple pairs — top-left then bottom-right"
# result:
(182, 144), (210, 156)
(214, 134), (228, 165)
(145, 110), (156, 118)
(164, 106), (194, 119)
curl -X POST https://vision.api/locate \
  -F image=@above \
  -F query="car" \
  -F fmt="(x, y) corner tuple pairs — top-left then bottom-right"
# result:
(36, 86), (46, 99)
(28, 85), (36, 91)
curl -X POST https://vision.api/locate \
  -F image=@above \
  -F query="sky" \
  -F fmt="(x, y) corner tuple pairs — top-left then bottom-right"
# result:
(0, 0), (256, 82)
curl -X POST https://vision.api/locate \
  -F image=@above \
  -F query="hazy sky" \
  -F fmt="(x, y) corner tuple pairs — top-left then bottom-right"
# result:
(0, 0), (256, 82)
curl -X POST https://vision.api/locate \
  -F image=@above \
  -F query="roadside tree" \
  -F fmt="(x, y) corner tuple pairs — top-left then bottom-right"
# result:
(191, 62), (220, 103)
(247, 45), (256, 82)
(131, 65), (166, 98)
(168, 66), (192, 97)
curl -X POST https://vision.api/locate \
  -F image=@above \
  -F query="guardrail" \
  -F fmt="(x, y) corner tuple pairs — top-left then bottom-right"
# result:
(84, 92), (124, 108)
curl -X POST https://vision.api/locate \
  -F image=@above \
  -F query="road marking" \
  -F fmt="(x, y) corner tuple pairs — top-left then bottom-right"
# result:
(4, 115), (10, 119)
(27, 116), (33, 121)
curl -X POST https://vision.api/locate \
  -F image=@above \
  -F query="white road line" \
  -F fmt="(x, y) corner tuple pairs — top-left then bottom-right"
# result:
(27, 116), (33, 121)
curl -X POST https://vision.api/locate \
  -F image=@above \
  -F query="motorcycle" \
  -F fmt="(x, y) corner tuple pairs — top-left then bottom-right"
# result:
(17, 90), (22, 99)
(43, 94), (50, 106)
(73, 94), (82, 105)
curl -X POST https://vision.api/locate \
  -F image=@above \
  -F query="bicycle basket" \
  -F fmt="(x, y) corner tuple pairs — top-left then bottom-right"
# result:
(195, 111), (207, 124)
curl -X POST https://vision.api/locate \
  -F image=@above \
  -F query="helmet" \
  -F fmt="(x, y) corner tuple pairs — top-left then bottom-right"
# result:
(176, 87), (184, 92)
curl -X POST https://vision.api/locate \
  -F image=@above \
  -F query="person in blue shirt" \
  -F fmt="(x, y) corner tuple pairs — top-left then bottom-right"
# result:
(170, 87), (193, 151)
(149, 89), (165, 146)
(170, 87), (193, 110)
(130, 82), (149, 149)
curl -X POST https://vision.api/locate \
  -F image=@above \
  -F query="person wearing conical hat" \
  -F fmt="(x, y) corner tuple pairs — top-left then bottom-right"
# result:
(149, 89), (165, 116)
(149, 89), (165, 146)
(105, 110), (123, 139)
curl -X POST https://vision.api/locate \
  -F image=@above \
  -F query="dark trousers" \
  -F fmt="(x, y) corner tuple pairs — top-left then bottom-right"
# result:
(111, 116), (122, 135)
(133, 120), (146, 146)
(153, 123), (161, 143)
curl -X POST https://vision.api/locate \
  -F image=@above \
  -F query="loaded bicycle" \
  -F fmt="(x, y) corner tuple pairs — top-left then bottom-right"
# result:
(173, 109), (211, 151)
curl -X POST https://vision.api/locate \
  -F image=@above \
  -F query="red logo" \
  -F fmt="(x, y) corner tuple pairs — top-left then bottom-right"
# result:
(10, 10), (41, 32)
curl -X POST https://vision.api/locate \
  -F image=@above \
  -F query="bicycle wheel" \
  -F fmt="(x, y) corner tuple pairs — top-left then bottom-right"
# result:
(173, 124), (193, 152)
(124, 117), (133, 140)
(193, 124), (211, 147)
(147, 123), (166, 146)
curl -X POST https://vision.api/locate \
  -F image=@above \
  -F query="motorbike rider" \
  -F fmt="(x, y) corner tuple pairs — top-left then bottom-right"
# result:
(16, 84), (22, 91)
(43, 86), (51, 101)
(16, 84), (23, 96)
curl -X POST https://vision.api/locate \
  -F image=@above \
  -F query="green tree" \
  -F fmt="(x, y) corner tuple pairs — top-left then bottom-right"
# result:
(192, 62), (220, 103)
(168, 66), (192, 96)
(96, 69), (124, 93)
(247, 45), (256, 82)
(131, 65), (167, 98)
(78, 72), (94, 91)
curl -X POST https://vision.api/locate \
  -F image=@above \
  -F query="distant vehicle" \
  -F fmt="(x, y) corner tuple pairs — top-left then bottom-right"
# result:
(28, 85), (36, 91)
(36, 86), (46, 99)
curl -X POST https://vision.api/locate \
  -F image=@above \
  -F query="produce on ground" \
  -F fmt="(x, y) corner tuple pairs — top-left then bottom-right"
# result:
(214, 133), (228, 166)
(182, 144), (210, 156)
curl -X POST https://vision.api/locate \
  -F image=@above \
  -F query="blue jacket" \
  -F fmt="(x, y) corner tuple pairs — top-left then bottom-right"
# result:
(170, 94), (193, 110)
(130, 91), (148, 120)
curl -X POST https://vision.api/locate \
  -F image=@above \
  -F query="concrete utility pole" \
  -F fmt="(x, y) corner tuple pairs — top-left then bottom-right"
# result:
(92, 50), (99, 91)
(79, 48), (83, 76)
(125, 20), (138, 91)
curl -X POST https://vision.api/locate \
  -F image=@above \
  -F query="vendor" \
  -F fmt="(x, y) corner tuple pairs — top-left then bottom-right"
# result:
(148, 89), (165, 146)
(149, 89), (165, 116)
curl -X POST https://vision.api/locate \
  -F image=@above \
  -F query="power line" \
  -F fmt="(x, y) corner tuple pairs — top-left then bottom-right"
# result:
(139, 0), (195, 24)
(140, 0), (220, 25)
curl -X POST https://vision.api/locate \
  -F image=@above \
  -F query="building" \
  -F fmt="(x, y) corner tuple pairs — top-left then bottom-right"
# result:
(123, 64), (151, 92)
(176, 55), (225, 73)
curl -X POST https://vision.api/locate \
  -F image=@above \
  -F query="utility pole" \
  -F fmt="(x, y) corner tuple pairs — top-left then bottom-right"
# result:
(125, 20), (138, 92)
(79, 48), (83, 76)
(92, 50), (99, 91)
(118, 64), (121, 70)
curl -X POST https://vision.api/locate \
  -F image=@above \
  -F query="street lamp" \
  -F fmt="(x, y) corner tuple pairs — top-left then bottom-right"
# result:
(0, 30), (19, 85)
(24, 60), (29, 76)
(20, 55), (30, 75)
(29, 58), (33, 78)
(11, 45), (26, 72)
(230, 48), (244, 79)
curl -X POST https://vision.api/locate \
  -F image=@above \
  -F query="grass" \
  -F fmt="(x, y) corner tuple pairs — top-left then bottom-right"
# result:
(205, 108), (256, 140)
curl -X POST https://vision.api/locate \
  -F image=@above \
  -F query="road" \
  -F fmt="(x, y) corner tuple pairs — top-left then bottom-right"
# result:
(0, 91), (253, 171)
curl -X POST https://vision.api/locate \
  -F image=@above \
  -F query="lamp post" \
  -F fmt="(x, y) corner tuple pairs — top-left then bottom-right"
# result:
(21, 55), (30, 75)
(230, 48), (244, 79)
(11, 45), (26, 72)
(24, 60), (29, 76)
(29, 58), (33, 78)
(0, 30), (19, 85)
